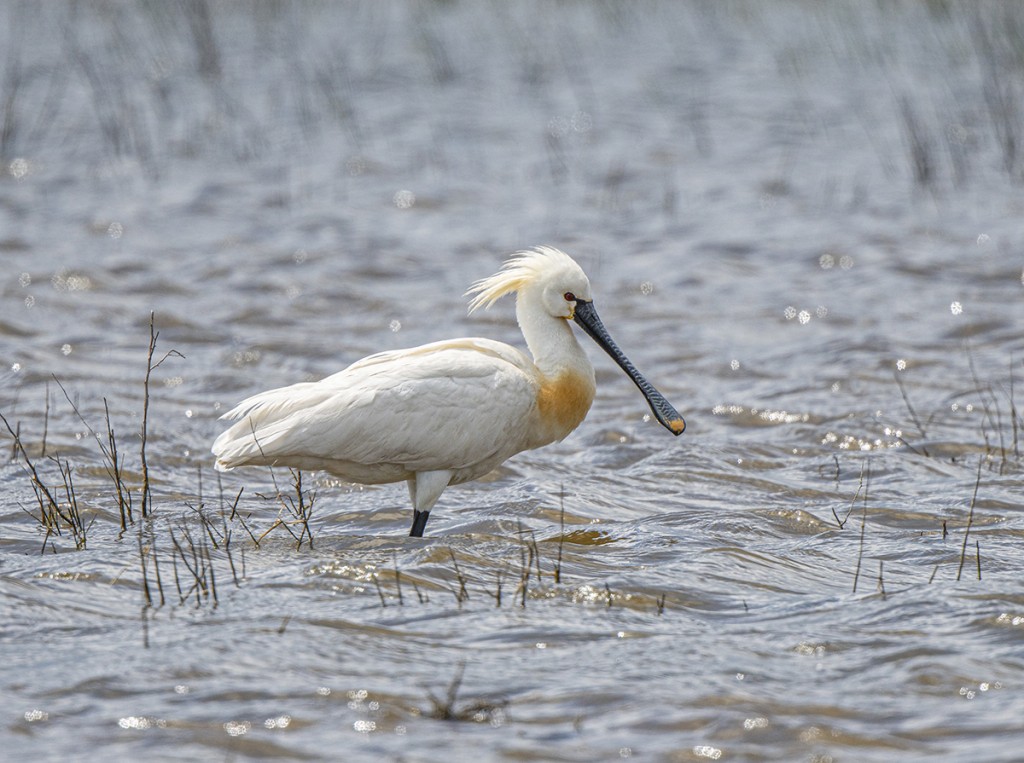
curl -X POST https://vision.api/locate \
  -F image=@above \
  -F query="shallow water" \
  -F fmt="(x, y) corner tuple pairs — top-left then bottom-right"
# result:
(3, 2), (1024, 760)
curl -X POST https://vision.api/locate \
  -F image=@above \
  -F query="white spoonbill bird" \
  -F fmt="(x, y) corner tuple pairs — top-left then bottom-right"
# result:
(212, 246), (684, 537)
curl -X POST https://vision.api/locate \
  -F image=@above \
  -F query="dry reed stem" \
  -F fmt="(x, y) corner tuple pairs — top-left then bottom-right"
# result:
(957, 461), (983, 581)
(851, 466), (870, 594)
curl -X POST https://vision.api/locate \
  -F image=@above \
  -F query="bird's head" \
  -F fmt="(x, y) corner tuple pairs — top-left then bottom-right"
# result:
(468, 246), (686, 437)
(467, 246), (592, 319)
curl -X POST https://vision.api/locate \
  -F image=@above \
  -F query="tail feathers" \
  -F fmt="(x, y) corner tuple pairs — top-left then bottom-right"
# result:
(211, 415), (293, 470)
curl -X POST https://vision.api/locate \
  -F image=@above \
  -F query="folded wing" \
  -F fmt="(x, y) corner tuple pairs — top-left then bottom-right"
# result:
(212, 338), (540, 479)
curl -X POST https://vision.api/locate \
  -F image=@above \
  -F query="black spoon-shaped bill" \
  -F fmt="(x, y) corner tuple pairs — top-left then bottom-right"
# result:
(572, 300), (685, 435)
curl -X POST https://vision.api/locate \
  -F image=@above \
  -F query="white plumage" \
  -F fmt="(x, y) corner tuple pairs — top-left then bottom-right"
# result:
(212, 246), (683, 536)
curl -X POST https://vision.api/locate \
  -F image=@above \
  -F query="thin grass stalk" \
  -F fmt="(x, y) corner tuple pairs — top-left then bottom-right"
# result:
(140, 314), (156, 517)
(41, 378), (49, 458)
(140, 312), (185, 517)
(449, 548), (469, 605)
(170, 535), (184, 602)
(104, 399), (132, 530)
(852, 499), (868, 593)
(138, 518), (153, 607)
(205, 541), (218, 606)
(393, 551), (404, 606)
(151, 523), (166, 606)
(957, 461), (983, 581)
(554, 489), (566, 584)
(894, 370), (930, 456)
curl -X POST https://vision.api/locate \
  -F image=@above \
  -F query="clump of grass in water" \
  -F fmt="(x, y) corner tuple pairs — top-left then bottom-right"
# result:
(0, 410), (92, 552)
(424, 662), (508, 724)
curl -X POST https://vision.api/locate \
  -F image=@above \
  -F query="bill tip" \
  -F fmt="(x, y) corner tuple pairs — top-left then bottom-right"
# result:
(668, 418), (685, 435)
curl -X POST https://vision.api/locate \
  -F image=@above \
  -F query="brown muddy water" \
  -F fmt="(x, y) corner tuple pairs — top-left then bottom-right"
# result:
(2, 2), (1024, 761)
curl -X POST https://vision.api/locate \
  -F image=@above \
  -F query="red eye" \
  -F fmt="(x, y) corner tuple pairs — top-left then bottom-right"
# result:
(563, 292), (576, 302)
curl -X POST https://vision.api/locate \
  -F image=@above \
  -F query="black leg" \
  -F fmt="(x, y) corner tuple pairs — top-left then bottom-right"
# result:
(410, 509), (430, 537)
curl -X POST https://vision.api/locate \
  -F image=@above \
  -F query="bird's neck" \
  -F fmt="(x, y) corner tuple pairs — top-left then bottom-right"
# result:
(516, 295), (594, 382)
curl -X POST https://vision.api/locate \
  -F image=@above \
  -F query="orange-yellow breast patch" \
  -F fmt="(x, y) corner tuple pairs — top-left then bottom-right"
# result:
(537, 369), (595, 436)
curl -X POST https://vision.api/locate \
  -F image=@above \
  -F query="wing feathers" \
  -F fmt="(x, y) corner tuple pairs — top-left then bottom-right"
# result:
(212, 339), (539, 478)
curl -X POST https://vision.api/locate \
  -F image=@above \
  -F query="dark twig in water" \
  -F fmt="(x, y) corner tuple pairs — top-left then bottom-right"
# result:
(425, 662), (508, 724)
(894, 369), (930, 456)
(966, 344), (1005, 468)
(427, 661), (466, 721)
(393, 551), (404, 606)
(976, 540), (982, 581)
(851, 467), (870, 593)
(140, 312), (185, 517)
(835, 460), (869, 530)
(1009, 353), (1020, 461)
(957, 461), (983, 581)
(529, 529), (542, 583)
(877, 560), (886, 599)
(554, 486), (566, 584)
(487, 569), (502, 608)
(514, 520), (532, 608)
(448, 548), (469, 605)
(104, 399), (133, 530)
(41, 378), (49, 458)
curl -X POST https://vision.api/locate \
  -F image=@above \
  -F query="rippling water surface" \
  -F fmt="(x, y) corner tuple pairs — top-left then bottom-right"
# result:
(3, 2), (1024, 760)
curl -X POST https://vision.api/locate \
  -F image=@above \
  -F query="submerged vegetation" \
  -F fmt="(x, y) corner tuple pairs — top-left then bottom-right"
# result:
(0, 317), (677, 618)
(0, 315), (1014, 623)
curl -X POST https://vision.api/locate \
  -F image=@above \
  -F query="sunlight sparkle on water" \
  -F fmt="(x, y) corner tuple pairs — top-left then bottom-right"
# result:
(224, 720), (251, 736)
(264, 715), (292, 729)
(119, 716), (164, 730)
(9, 157), (29, 179)
(693, 745), (723, 760)
(951, 301), (963, 315)
(393, 189), (415, 209)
